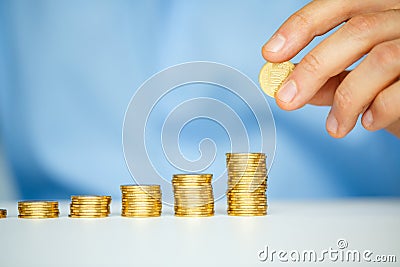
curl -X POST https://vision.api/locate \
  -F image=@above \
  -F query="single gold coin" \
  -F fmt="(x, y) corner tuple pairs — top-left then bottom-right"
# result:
(175, 212), (214, 217)
(71, 197), (109, 201)
(18, 201), (58, 208)
(68, 214), (108, 218)
(122, 208), (161, 212)
(122, 198), (161, 202)
(122, 210), (161, 214)
(122, 209), (161, 213)
(19, 215), (59, 219)
(259, 61), (295, 98)
(172, 174), (212, 183)
(226, 152), (265, 156)
(71, 195), (111, 200)
(227, 212), (267, 216)
(120, 184), (160, 189)
(122, 213), (161, 218)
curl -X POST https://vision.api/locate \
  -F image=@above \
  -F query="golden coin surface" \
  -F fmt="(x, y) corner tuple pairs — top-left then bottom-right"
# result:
(122, 210), (161, 214)
(226, 152), (269, 216)
(227, 195), (266, 200)
(19, 215), (59, 219)
(18, 201), (58, 208)
(122, 198), (160, 201)
(0, 209), (6, 218)
(18, 207), (58, 211)
(69, 215), (108, 218)
(174, 207), (214, 211)
(121, 192), (161, 198)
(226, 152), (265, 156)
(18, 200), (58, 204)
(175, 212), (214, 217)
(122, 200), (161, 204)
(227, 166), (266, 170)
(228, 214), (266, 217)
(121, 184), (163, 217)
(18, 200), (59, 219)
(227, 185), (267, 189)
(121, 184), (160, 189)
(227, 161), (266, 165)
(174, 196), (213, 200)
(258, 61), (295, 98)
(122, 214), (161, 218)
(228, 177), (267, 182)
(70, 208), (109, 213)
(172, 174), (212, 183)
(172, 174), (214, 217)
(173, 174), (212, 177)
(69, 195), (111, 218)
(122, 208), (161, 212)
(122, 204), (161, 208)
(71, 195), (110, 200)
(122, 194), (161, 198)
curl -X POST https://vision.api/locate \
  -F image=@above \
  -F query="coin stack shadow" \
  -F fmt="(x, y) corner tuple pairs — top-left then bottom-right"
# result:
(226, 153), (268, 216)
(172, 174), (214, 217)
(18, 201), (59, 219)
(121, 185), (162, 217)
(69, 195), (111, 218)
(0, 209), (7, 219)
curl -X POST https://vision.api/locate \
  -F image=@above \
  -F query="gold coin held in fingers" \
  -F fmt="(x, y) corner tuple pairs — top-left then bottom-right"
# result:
(259, 61), (295, 98)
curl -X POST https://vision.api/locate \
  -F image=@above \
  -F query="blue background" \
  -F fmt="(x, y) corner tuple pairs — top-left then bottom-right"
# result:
(0, 0), (399, 200)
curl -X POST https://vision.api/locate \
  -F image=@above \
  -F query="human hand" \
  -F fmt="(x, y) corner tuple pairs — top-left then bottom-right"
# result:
(262, 0), (400, 138)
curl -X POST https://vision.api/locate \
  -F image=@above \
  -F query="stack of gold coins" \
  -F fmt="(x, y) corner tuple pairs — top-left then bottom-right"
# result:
(121, 185), (162, 217)
(69, 195), (111, 218)
(226, 153), (268, 216)
(0, 209), (7, 219)
(172, 174), (214, 217)
(18, 201), (59, 219)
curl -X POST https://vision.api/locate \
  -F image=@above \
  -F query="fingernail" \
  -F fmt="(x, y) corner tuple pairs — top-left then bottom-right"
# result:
(326, 113), (338, 135)
(263, 33), (286, 53)
(363, 110), (373, 128)
(277, 80), (297, 103)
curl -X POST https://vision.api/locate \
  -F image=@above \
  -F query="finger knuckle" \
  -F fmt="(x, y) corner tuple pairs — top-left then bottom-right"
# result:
(301, 52), (323, 75)
(344, 15), (377, 39)
(335, 87), (353, 111)
(291, 11), (313, 30)
(369, 41), (400, 68)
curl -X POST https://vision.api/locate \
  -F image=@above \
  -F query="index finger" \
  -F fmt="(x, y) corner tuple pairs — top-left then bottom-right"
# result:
(262, 0), (399, 63)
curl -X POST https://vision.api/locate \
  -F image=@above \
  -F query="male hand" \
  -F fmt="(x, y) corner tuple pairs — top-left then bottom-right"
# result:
(262, 0), (400, 138)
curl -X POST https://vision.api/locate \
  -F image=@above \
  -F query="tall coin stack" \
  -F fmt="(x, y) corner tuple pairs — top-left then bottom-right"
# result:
(69, 195), (111, 218)
(18, 201), (59, 219)
(0, 209), (7, 219)
(172, 174), (214, 217)
(226, 153), (268, 216)
(121, 185), (162, 217)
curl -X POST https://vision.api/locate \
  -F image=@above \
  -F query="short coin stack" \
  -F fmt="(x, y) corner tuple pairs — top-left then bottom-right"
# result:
(0, 209), (7, 219)
(226, 153), (268, 216)
(69, 195), (111, 218)
(121, 185), (162, 217)
(18, 201), (59, 219)
(172, 174), (214, 217)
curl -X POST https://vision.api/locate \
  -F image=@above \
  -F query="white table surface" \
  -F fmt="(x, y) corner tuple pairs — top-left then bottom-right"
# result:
(0, 198), (399, 267)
